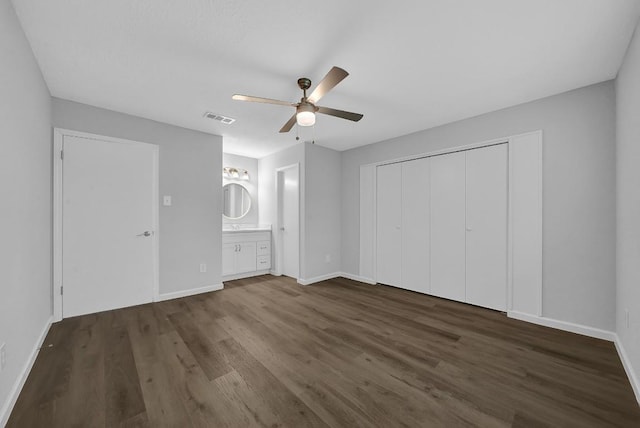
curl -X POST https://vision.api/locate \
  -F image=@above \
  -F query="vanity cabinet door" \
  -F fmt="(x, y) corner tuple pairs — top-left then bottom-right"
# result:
(222, 243), (236, 276)
(236, 242), (257, 274)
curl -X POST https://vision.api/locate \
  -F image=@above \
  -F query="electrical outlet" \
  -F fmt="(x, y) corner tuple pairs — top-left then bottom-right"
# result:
(199, 263), (207, 273)
(626, 309), (630, 328)
(325, 254), (331, 264)
(0, 343), (6, 372)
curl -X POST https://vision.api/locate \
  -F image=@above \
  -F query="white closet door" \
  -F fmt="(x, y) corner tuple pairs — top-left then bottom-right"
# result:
(401, 158), (430, 294)
(465, 144), (508, 311)
(430, 152), (466, 301)
(376, 163), (402, 286)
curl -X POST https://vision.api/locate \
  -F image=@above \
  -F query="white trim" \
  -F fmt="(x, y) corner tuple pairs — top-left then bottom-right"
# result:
(297, 272), (341, 286)
(297, 272), (378, 286)
(52, 128), (160, 321)
(507, 140), (514, 312)
(507, 311), (615, 342)
(0, 316), (52, 427)
(365, 135), (511, 169)
(151, 144), (160, 302)
(222, 270), (271, 281)
(53, 131), (63, 322)
(157, 283), (224, 302)
(614, 335), (640, 404)
(340, 272), (377, 285)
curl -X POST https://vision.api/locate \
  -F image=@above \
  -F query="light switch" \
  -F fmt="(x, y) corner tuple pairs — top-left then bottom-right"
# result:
(163, 196), (172, 206)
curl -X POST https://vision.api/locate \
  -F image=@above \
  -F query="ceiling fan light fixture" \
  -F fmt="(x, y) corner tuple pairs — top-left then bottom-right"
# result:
(296, 103), (316, 127)
(296, 111), (315, 127)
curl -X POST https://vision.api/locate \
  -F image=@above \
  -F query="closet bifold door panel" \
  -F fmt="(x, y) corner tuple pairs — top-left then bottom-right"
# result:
(430, 151), (466, 301)
(401, 158), (430, 294)
(376, 163), (402, 287)
(465, 144), (508, 311)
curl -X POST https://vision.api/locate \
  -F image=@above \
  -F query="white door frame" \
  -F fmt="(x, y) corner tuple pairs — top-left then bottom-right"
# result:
(53, 128), (160, 322)
(274, 163), (300, 279)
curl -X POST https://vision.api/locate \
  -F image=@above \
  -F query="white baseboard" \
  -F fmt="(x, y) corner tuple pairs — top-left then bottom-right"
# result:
(296, 272), (378, 286)
(0, 316), (52, 427)
(157, 283), (224, 302)
(507, 311), (616, 342)
(222, 270), (271, 282)
(297, 272), (342, 286)
(339, 272), (377, 285)
(614, 335), (640, 405)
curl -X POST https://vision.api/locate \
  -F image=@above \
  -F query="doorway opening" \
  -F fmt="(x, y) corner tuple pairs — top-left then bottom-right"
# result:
(275, 163), (300, 279)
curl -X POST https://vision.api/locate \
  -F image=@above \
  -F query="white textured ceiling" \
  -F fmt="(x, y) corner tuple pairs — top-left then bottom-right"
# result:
(11, 0), (640, 157)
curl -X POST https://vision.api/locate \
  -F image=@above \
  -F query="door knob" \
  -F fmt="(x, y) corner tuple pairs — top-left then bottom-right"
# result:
(280, 227), (285, 231)
(137, 231), (152, 237)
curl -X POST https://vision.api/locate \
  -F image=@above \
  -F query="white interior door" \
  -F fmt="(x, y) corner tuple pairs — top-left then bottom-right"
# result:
(430, 151), (466, 301)
(376, 163), (402, 287)
(401, 158), (430, 294)
(279, 165), (299, 278)
(62, 134), (157, 317)
(465, 144), (508, 311)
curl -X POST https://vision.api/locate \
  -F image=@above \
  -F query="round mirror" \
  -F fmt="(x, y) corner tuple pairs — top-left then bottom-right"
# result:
(223, 183), (251, 219)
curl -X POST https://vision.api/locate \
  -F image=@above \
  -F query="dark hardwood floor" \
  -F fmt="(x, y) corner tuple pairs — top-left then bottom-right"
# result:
(8, 275), (640, 427)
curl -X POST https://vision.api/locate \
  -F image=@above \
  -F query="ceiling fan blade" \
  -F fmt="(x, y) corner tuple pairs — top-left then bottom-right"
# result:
(279, 114), (297, 133)
(316, 106), (363, 122)
(306, 67), (349, 104)
(232, 94), (294, 107)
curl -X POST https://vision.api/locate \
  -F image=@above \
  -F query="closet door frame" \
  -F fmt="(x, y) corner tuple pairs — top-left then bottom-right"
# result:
(361, 130), (543, 315)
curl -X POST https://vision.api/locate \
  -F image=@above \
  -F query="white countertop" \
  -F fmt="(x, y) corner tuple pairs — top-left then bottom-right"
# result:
(223, 224), (271, 233)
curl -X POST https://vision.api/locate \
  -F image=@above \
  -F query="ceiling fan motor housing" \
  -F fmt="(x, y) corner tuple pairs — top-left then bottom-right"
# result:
(297, 78), (312, 91)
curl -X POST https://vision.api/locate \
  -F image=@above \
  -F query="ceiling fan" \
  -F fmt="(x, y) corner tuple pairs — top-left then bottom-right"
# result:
(232, 66), (363, 133)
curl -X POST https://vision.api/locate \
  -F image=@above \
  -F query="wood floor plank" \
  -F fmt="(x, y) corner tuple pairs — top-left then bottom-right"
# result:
(8, 275), (640, 427)
(104, 321), (147, 426)
(167, 311), (234, 381)
(126, 305), (194, 428)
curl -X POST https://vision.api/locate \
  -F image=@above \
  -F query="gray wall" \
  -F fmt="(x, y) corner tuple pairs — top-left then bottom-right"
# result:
(305, 143), (342, 279)
(616, 19), (640, 386)
(342, 81), (616, 331)
(0, 0), (52, 421)
(222, 153), (259, 225)
(52, 98), (223, 295)
(258, 143), (305, 276)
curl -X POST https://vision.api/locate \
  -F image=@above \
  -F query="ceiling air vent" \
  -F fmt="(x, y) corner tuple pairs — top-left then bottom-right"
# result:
(204, 112), (236, 124)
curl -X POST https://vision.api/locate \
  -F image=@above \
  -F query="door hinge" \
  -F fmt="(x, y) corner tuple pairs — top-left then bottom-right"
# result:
(60, 150), (64, 160)
(60, 286), (63, 295)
